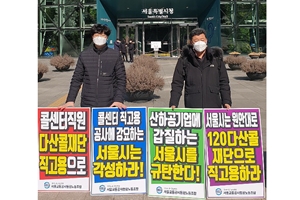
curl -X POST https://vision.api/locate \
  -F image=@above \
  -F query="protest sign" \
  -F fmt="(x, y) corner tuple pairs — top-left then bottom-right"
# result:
(204, 108), (265, 198)
(38, 107), (90, 191)
(147, 108), (206, 199)
(90, 107), (147, 195)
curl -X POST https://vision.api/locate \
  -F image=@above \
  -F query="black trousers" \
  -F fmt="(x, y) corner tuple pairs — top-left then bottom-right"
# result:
(122, 53), (128, 62)
(129, 52), (134, 62)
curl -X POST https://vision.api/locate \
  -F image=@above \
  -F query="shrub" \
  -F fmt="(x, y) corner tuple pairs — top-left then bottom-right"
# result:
(130, 54), (160, 73)
(38, 61), (49, 74)
(224, 55), (247, 65)
(38, 61), (49, 81)
(50, 54), (75, 71)
(238, 42), (252, 54)
(224, 41), (252, 54)
(240, 59), (266, 73)
(126, 55), (165, 93)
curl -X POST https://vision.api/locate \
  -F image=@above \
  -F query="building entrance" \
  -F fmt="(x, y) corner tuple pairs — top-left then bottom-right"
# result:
(144, 25), (170, 55)
(117, 19), (198, 57)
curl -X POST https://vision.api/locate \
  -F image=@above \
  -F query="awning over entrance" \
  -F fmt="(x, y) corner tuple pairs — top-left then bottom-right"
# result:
(100, 0), (215, 19)
(98, 0), (221, 57)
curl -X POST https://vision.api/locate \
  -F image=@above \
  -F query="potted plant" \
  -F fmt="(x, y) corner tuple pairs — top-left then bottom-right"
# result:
(248, 52), (260, 59)
(125, 55), (165, 101)
(224, 55), (247, 70)
(38, 61), (49, 81)
(240, 59), (266, 80)
(50, 53), (75, 71)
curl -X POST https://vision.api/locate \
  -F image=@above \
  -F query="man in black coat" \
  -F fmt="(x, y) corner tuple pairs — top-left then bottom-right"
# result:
(119, 39), (128, 62)
(59, 24), (127, 109)
(128, 39), (135, 62)
(169, 28), (232, 109)
(114, 38), (120, 52)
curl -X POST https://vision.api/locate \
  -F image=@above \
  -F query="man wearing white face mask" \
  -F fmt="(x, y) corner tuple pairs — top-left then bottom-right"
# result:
(169, 27), (232, 109)
(59, 24), (127, 110)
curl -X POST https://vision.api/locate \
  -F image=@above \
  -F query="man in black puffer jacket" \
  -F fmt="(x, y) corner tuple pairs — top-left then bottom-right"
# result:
(169, 28), (232, 109)
(59, 24), (127, 109)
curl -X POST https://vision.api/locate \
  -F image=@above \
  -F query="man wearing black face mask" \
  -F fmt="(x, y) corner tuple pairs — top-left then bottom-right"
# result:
(59, 24), (127, 110)
(169, 27), (232, 109)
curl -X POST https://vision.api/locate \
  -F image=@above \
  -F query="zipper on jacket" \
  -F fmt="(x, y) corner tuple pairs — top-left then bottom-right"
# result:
(96, 55), (101, 100)
(201, 62), (211, 108)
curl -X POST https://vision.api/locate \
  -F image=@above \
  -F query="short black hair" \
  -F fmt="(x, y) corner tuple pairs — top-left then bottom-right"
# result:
(189, 28), (207, 41)
(90, 24), (111, 37)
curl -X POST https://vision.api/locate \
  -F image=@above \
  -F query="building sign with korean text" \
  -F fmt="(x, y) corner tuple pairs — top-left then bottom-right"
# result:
(38, 107), (90, 191)
(90, 107), (147, 195)
(204, 108), (265, 198)
(147, 108), (206, 199)
(141, 8), (174, 19)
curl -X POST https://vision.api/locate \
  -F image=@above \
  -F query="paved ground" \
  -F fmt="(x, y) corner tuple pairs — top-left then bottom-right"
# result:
(38, 56), (266, 200)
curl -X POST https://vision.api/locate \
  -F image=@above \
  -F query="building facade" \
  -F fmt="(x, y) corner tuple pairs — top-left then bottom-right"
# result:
(38, 0), (266, 57)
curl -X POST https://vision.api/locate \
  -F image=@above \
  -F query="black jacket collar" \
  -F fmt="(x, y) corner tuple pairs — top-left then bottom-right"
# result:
(93, 44), (108, 55)
(181, 44), (216, 62)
